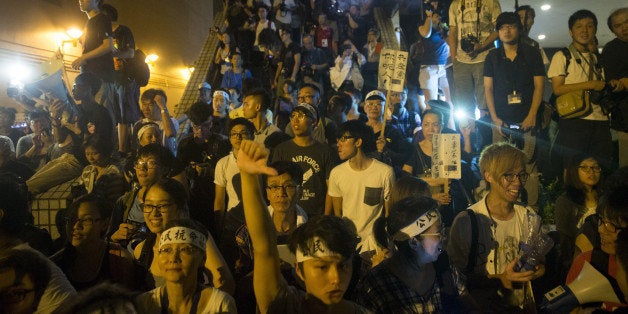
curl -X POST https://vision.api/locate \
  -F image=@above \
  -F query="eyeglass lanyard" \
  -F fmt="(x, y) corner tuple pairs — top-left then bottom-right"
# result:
(484, 196), (499, 275)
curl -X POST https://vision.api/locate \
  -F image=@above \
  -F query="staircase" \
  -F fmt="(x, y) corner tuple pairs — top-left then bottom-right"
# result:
(175, 11), (226, 141)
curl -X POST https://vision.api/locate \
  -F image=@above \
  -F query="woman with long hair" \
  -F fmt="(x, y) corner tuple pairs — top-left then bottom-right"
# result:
(133, 178), (235, 295)
(555, 155), (602, 273)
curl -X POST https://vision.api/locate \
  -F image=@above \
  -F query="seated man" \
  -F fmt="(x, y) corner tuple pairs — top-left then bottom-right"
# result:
(237, 139), (369, 313)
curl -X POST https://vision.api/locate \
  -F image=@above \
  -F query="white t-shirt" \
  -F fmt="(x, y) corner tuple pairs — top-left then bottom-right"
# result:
(547, 49), (607, 121)
(135, 286), (237, 314)
(328, 159), (394, 253)
(214, 152), (241, 211)
(449, 0), (502, 64)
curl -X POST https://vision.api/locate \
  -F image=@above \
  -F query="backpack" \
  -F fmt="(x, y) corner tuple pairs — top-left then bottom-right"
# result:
(126, 49), (151, 87)
(548, 48), (572, 108)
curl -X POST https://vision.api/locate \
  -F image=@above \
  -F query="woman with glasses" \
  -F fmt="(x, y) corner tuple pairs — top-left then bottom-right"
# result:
(402, 109), (473, 226)
(136, 219), (237, 313)
(448, 143), (546, 312)
(108, 144), (185, 247)
(355, 195), (471, 312)
(51, 193), (138, 291)
(133, 177), (235, 295)
(555, 155), (603, 277)
(565, 184), (628, 311)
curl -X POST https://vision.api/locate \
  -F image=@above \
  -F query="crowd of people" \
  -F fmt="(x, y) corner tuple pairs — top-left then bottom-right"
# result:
(1, 0), (628, 312)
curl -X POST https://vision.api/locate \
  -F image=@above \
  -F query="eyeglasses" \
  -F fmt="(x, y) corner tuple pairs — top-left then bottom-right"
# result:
(297, 95), (315, 102)
(290, 112), (311, 121)
(142, 203), (174, 214)
(578, 165), (602, 173)
(134, 160), (160, 170)
(597, 215), (624, 233)
(0, 289), (36, 304)
(266, 184), (298, 194)
(229, 131), (250, 139)
(158, 245), (197, 256)
(65, 217), (101, 227)
(502, 172), (529, 183)
(337, 135), (356, 143)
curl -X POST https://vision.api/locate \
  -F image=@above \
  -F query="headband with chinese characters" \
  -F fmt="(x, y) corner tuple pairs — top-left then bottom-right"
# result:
(159, 227), (207, 251)
(213, 90), (230, 100)
(295, 237), (342, 262)
(137, 123), (158, 141)
(392, 209), (440, 241)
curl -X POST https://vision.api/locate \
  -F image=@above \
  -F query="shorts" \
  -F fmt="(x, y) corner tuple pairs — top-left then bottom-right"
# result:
(419, 64), (447, 91)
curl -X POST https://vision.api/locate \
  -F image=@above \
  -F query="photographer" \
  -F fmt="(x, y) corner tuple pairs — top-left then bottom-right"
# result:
(448, 0), (501, 152)
(548, 10), (612, 171)
(272, 0), (296, 34)
(484, 12), (545, 162)
(300, 34), (328, 87)
(16, 110), (54, 171)
(602, 7), (628, 167)
(329, 40), (366, 92)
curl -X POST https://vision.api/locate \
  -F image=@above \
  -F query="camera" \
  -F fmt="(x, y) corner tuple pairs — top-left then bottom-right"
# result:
(300, 62), (315, 77)
(591, 83), (620, 115)
(342, 44), (352, 51)
(461, 34), (480, 53)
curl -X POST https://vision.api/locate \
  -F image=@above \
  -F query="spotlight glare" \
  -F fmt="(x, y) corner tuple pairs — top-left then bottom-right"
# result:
(145, 54), (159, 63)
(538, 34), (546, 40)
(540, 4), (551, 11)
(67, 28), (83, 39)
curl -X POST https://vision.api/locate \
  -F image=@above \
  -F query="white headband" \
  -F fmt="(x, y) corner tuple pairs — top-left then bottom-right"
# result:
(137, 124), (158, 141)
(392, 209), (440, 241)
(213, 90), (230, 100)
(295, 237), (342, 262)
(160, 227), (207, 251)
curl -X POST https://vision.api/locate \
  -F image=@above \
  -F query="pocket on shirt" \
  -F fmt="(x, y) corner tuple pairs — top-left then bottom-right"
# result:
(363, 187), (383, 206)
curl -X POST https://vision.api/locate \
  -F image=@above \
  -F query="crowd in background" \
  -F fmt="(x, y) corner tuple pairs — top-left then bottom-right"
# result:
(1, 0), (628, 312)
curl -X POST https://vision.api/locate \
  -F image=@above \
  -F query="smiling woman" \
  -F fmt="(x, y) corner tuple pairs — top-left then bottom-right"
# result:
(51, 193), (139, 291)
(135, 219), (237, 313)
(133, 178), (235, 295)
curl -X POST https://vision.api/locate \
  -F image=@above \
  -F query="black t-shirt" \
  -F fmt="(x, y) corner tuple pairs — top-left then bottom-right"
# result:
(280, 42), (301, 78)
(483, 43), (545, 124)
(271, 140), (339, 217)
(602, 38), (628, 81)
(82, 13), (114, 82)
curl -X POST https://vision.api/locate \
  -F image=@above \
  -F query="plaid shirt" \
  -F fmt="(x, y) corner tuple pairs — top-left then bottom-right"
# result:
(388, 108), (419, 139)
(354, 257), (466, 313)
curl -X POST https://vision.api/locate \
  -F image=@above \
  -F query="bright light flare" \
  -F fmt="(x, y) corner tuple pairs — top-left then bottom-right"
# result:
(145, 54), (159, 63)
(180, 68), (191, 80)
(4, 63), (32, 83)
(538, 34), (546, 40)
(540, 4), (551, 11)
(67, 28), (83, 39)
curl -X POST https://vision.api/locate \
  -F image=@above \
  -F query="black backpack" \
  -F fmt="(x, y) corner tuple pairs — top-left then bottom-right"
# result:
(126, 49), (150, 87)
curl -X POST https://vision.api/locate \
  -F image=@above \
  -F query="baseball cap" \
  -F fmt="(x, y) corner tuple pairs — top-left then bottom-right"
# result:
(365, 90), (386, 102)
(293, 103), (317, 120)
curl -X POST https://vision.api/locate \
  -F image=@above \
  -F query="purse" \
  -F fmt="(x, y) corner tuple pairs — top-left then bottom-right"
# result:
(556, 45), (599, 119)
(556, 90), (591, 119)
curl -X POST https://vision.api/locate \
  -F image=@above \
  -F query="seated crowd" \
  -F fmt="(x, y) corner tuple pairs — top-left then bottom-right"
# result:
(1, 1), (627, 313)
